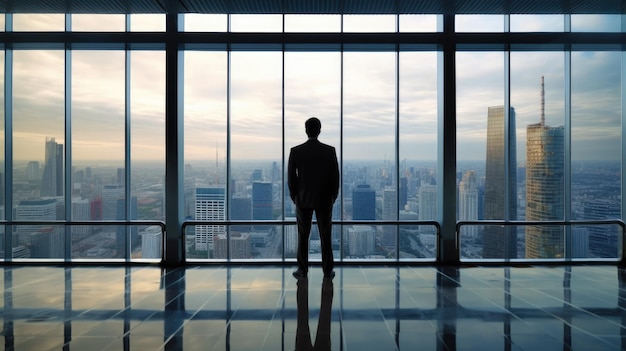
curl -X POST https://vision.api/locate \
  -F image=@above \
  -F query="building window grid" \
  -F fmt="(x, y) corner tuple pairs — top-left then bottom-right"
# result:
(0, 13), (623, 263)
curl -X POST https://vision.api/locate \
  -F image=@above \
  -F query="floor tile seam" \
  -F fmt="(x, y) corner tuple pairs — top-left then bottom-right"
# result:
(531, 286), (623, 323)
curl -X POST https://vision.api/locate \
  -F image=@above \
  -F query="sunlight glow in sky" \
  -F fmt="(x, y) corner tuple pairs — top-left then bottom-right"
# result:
(3, 13), (622, 165)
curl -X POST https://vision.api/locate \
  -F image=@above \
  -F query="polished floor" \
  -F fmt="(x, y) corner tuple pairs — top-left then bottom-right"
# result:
(1, 264), (625, 350)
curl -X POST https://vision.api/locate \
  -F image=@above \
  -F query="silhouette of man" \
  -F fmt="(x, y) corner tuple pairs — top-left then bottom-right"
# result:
(288, 117), (339, 279)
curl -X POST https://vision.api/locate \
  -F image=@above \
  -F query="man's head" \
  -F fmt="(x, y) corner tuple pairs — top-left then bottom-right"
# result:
(305, 117), (321, 138)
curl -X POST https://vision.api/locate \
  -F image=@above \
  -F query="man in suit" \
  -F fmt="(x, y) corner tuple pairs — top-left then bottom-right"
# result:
(288, 117), (340, 279)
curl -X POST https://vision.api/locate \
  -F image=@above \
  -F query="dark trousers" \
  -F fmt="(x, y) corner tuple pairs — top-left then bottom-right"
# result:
(296, 205), (334, 275)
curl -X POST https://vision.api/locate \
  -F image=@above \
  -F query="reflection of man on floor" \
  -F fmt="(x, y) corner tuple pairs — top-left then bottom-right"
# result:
(295, 277), (334, 351)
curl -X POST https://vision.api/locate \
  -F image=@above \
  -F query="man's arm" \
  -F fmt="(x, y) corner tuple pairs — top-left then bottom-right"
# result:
(330, 148), (340, 202)
(287, 148), (297, 203)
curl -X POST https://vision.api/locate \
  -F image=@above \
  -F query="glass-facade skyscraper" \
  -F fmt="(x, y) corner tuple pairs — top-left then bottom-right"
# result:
(525, 121), (565, 258)
(483, 105), (518, 258)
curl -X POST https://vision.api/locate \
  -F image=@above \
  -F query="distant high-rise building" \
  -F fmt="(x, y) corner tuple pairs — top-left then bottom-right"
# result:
(352, 184), (376, 220)
(71, 197), (91, 239)
(26, 161), (40, 181)
(214, 232), (250, 259)
(231, 196), (252, 232)
(483, 105), (518, 258)
(140, 225), (162, 259)
(525, 78), (564, 258)
(347, 225), (376, 257)
(41, 137), (63, 197)
(418, 184), (437, 234)
(584, 199), (620, 258)
(252, 181), (273, 220)
(102, 185), (124, 220)
(459, 170), (479, 238)
(195, 187), (226, 252)
(30, 227), (63, 258)
(16, 199), (57, 246)
(399, 177), (408, 210)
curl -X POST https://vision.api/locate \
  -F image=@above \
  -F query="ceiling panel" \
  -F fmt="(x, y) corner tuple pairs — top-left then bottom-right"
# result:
(0, 0), (623, 14)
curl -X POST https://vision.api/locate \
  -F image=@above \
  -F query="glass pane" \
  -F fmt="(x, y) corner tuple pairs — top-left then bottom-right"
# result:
(571, 15), (621, 32)
(456, 51), (505, 259)
(343, 15), (396, 32)
(399, 51), (438, 261)
(511, 51), (565, 259)
(184, 14), (227, 32)
(13, 14), (64, 31)
(284, 15), (341, 32)
(399, 15), (438, 32)
(130, 51), (165, 260)
(230, 51), (282, 260)
(510, 15), (564, 32)
(72, 51), (125, 259)
(230, 15), (282, 32)
(183, 51), (227, 259)
(284, 51), (341, 219)
(455, 15), (503, 32)
(13, 50), (65, 258)
(0, 14), (5, 31)
(343, 51), (396, 260)
(72, 14), (125, 31)
(131, 14), (165, 32)
(571, 51), (621, 259)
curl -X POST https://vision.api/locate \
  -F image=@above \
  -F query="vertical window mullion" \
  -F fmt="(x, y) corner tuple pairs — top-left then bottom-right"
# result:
(3, 14), (12, 262)
(125, 14), (132, 262)
(64, 13), (72, 262)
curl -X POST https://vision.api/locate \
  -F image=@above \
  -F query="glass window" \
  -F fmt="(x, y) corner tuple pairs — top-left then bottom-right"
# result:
(13, 50), (65, 259)
(511, 51), (565, 259)
(571, 51), (621, 259)
(456, 51), (505, 260)
(510, 15), (564, 32)
(284, 51), (341, 262)
(343, 51), (396, 260)
(0, 14), (5, 31)
(12, 14), (64, 31)
(343, 15), (396, 32)
(184, 14), (227, 32)
(455, 15), (504, 32)
(399, 51), (438, 260)
(72, 14), (125, 32)
(130, 51), (165, 260)
(229, 51), (282, 260)
(284, 15), (341, 32)
(131, 14), (166, 32)
(183, 51), (228, 260)
(72, 50), (125, 260)
(571, 15), (622, 32)
(399, 15), (439, 32)
(230, 15), (282, 32)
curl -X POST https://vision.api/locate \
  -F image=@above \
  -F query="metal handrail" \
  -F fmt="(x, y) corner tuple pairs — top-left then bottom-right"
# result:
(182, 220), (441, 262)
(456, 219), (626, 263)
(1, 220), (166, 262)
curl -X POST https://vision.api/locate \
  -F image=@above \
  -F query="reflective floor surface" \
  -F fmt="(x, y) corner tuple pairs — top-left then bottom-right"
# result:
(1, 264), (625, 350)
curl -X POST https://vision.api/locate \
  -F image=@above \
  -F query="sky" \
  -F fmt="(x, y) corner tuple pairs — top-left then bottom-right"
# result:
(2, 13), (623, 165)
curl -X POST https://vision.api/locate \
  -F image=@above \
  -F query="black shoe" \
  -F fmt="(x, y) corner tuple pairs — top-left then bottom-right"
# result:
(323, 270), (335, 279)
(292, 269), (307, 279)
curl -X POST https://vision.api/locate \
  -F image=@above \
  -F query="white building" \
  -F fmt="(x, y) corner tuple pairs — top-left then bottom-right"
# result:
(195, 187), (226, 251)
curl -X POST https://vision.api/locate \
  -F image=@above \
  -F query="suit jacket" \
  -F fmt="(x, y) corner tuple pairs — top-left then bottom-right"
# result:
(288, 138), (340, 209)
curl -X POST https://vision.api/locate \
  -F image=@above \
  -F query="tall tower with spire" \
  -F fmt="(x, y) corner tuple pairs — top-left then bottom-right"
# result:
(525, 76), (565, 258)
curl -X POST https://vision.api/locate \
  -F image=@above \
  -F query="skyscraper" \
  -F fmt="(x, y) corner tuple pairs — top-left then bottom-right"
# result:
(459, 170), (479, 238)
(525, 77), (565, 259)
(41, 137), (63, 197)
(195, 187), (226, 252)
(252, 181), (273, 220)
(352, 184), (376, 220)
(418, 184), (437, 234)
(483, 105), (518, 258)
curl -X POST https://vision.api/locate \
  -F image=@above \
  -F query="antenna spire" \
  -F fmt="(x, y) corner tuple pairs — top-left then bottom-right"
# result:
(541, 76), (546, 126)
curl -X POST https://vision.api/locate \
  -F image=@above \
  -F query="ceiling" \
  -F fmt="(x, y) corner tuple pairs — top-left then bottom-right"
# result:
(1, 0), (624, 15)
